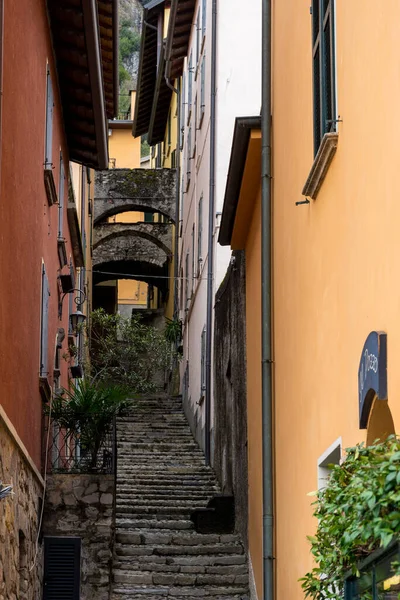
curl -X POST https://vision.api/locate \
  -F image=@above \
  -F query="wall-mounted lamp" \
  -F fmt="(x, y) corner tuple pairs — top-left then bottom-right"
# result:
(58, 288), (87, 332)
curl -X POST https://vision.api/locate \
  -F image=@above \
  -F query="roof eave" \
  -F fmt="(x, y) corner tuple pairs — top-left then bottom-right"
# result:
(218, 116), (262, 246)
(82, 0), (109, 169)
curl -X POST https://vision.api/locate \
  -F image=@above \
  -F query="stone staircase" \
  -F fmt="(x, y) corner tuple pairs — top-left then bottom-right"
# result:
(111, 396), (249, 599)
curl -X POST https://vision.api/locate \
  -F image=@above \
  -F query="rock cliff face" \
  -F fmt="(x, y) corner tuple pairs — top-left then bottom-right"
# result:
(119, 0), (144, 93)
(119, 0), (142, 33)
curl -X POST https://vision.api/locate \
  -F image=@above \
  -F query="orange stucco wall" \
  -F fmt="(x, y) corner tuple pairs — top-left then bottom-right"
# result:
(0, 0), (77, 467)
(272, 1), (400, 598)
(244, 188), (263, 598)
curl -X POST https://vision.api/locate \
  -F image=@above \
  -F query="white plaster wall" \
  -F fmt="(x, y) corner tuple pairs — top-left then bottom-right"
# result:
(179, 0), (212, 445)
(215, 0), (262, 288)
(179, 0), (261, 451)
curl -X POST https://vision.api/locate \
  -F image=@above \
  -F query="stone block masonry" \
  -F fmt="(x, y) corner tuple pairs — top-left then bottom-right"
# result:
(43, 474), (115, 600)
(0, 417), (44, 600)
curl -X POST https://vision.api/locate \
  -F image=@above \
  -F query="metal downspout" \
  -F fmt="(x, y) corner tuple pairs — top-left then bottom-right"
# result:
(205, 0), (217, 466)
(261, 0), (274, 598)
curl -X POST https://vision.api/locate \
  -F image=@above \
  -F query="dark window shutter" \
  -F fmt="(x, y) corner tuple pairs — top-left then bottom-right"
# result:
(58, 154), (64, 238)
(43, 537), (81, 600)
(45, 69), (54, 168)
(40, 265), (50, 377)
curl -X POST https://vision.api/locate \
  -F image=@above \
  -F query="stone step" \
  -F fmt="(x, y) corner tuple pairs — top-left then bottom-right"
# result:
(115, 542), (244, 557)
(116, 493), (212, 502)
(113, 570), (248, 587)
(111, 585), (248, 598)
(115, 510), (197, 518)
(116, 485), (216, 494)
(115, 518), (194, 530)
(112, 559), (247, 576)
(117, 443), (200, 450)
(116, 532), (240, 546)
(116, 474), (216, 481)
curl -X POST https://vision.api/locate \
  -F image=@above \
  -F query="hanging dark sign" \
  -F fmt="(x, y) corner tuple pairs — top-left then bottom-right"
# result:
(358, 331), (387, 429)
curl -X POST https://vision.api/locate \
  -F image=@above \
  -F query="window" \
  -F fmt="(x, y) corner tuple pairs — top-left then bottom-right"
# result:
(312, 0), (336, 154)
(199, 55), (206, 126)
(180, 75), (186, 149)
(180, 267), (184, 311)
(201, 327), (206, 393)
(197, 195), (203, 274)
(196, 10), (201, 67)
(188, 51), (193, 123)
(345, 544), (400, 599)
(45, 67), (54, 169)
(193, 96), (197, 156)
(171, 149), (177, 169)
(40, 264), (50, 377)
(58, 153), (65, 238)
(191, 224), (195, 294)
(144, 212), (154, 223)
(186, 126), (192, 189)
(317, 438), (341, 490)
(156, 143), (162, 168)
(202, 0), (206, 39)
(185, 251), (189, 309)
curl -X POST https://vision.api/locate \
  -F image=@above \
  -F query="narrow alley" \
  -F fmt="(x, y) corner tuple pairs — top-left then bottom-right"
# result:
(1, 0), (400, 600)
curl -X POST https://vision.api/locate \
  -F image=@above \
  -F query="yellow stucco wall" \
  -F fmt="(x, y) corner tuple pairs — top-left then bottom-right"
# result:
(272, 1), (400, 599)
(108, 127), (141, 169)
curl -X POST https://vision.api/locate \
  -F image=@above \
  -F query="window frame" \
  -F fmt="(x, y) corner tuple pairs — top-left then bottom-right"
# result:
(58, 152), (65, 239)
(44, 66), (54, 169)
(345, 543), (400, 600)
(40, 263), (50, 378)
(185, 251), (190, 309)
(201, 0), (206, 42)
(312, 0), (336, 155)
(187, 51), (193, 125)
(191, 223), (195, 294)
(199, 55), (206, 128)
(197, 195), (203, 275)
(201, 326), (206, 393)
(195, 9), (201, 72)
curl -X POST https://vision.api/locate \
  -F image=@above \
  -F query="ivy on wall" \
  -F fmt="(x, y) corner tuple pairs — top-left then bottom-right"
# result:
(300, 436), (400, 599)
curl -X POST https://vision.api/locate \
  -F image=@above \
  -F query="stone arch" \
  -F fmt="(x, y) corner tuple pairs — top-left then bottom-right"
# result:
(93, 234), (170, 271)
(93, 223), (172, 257)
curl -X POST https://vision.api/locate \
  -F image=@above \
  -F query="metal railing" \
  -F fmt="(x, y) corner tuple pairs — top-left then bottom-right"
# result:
(45, 416), (116, 475)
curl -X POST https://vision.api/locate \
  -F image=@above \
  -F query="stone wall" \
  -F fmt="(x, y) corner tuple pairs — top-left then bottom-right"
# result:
(0, 417), (44, 600)
(94, 169), (176, 223)
(213, 251), (248, 549)
(43, 474), (115, 600)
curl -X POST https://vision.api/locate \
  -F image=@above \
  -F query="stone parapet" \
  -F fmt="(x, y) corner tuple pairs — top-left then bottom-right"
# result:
(43, 474), (115, 600)
(94, 169), (176, 224)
